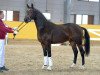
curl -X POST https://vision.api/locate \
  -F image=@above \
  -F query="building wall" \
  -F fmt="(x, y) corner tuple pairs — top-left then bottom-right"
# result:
(0, 0), (26, 21)
(0, 0), (99, 24)
(30, 0), (65, 23)
(65, 0), (99, 24)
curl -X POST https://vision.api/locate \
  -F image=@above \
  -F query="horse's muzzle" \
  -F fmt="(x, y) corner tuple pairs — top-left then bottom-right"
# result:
(24, 17), (31, 23)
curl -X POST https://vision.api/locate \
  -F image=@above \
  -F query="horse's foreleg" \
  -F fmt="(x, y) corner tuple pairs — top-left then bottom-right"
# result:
(41, 43), (53, 70)
(41, 44), (48, 69)
(46, 44), (53, 70)
(70, 42), (78, 68)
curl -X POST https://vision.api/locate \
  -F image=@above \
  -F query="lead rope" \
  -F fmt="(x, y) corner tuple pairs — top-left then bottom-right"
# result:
(13, 22), (28, 39)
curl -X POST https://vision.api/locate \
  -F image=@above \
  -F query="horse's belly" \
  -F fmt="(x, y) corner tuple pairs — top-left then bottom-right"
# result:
(52, 31), (69, 43)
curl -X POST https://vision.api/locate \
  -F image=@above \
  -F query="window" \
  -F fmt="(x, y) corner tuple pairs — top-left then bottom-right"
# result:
(7, 11), (13, 21)
(2, 10), (20, 21)
(2, 10), (6, 21)
(76, 15), (82, 24)
(76, 15), (88, 24)
(78, 0), (88, 1)
(88, 15), (94, 24)
(74, 14), (94, 24)
(82, 15), (88, 24)
(89, 0), (99, 2)
(78, 0), (99, 2)
(43, 13), (51, 20)
(13, 11), (20, 21)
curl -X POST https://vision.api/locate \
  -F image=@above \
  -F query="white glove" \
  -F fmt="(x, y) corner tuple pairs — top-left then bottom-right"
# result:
(13, 27), (18, 31)
(14, 30), (18, 34)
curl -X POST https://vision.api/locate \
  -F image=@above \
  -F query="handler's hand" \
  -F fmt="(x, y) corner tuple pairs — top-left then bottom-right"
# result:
(14, 30), (18, 35)
(13, 27), (18, 31)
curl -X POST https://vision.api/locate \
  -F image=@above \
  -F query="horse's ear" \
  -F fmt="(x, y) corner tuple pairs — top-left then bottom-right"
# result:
(31, 3), (34, 9)
(27, 4), (30, 8)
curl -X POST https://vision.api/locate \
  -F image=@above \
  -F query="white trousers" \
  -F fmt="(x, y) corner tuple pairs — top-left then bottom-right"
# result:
(0, 40), (5, 67)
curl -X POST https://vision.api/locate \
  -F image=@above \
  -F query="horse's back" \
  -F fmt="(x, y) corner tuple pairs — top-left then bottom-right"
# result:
(63, 23), (83, 43)
(64, 23), (82, 34)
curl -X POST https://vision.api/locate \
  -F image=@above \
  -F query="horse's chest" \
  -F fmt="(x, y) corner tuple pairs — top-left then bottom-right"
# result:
(37, 33), (51, 43)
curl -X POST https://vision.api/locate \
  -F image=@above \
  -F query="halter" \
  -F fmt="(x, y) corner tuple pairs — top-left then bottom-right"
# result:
(13, 22), (28, 39)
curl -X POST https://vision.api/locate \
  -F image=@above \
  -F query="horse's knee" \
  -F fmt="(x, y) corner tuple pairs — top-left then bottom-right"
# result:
(48, 54), (51, 57)
(82, 50), (85, 54)
(74, 50), (78, 55)
(75, 50), (78, 54)
(78, 46), (85, 54)
(43, 50), (47, 56)
(47, 50), (51, 57)
(44, 53), (47, 56)
(80, 50), (85, 56)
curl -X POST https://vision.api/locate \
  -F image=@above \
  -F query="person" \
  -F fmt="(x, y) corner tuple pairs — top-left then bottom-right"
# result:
(0, 11), (17, 72)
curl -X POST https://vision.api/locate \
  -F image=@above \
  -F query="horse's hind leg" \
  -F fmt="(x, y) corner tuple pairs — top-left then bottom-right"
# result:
(77, 44), (85, 69)
(70, 42), (78, 68)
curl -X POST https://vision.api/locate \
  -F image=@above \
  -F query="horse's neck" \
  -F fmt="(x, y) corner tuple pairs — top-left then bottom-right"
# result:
(35, 20), (55, 32)
(34, 10), (56, 34)
(34, 11), (47, 33)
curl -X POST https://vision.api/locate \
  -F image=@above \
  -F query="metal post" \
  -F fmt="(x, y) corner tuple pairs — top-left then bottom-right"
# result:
(45, 0), (48, 12)
(64, 0), (71, 23)
(5, 33), (8, 45)
(99, 0), (100, 24)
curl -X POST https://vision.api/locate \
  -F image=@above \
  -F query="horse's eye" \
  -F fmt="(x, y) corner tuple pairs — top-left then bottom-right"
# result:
(30, 10), (33, 13)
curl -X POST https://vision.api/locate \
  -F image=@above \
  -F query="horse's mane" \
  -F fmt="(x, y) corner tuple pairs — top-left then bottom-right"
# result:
(34, 8), (56, 27)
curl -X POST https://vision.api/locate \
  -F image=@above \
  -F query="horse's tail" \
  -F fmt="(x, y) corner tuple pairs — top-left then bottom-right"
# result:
(82, 27), (90, 56)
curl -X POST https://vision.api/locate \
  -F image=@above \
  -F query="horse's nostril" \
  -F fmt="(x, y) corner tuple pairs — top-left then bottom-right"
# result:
(24, 17), (31, 23)
(24, 18), (27, 22)
(24, 18), (29, 23)
(28, 19), (31, 22)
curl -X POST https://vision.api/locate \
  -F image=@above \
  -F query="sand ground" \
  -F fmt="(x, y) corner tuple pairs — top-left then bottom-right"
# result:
(0, 39), (100, 75)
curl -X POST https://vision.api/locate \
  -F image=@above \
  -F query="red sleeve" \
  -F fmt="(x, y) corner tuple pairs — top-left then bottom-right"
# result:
(0, 20), (13, 33)
(0, 26), (14, 33)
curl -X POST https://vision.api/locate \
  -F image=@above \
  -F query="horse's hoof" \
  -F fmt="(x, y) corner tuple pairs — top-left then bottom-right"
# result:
(47, 66), (52, 71)
(79, 65), (85, 70)
(70, 63), (76, 68)
(42, 65), (47, 70)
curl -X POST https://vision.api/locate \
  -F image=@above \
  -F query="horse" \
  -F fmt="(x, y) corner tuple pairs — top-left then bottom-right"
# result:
(24, 3), (90, 70)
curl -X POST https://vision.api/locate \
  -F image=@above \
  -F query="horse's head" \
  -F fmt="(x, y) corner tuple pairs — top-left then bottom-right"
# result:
(24, 3), (36, 23)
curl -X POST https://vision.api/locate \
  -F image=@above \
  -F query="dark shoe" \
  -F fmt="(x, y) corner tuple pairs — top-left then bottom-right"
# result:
(0, 68), (3, 72)
(1, 66), (9, 71)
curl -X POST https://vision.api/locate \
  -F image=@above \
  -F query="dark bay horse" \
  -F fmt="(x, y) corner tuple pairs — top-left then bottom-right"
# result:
(24, 4), (90, 70)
